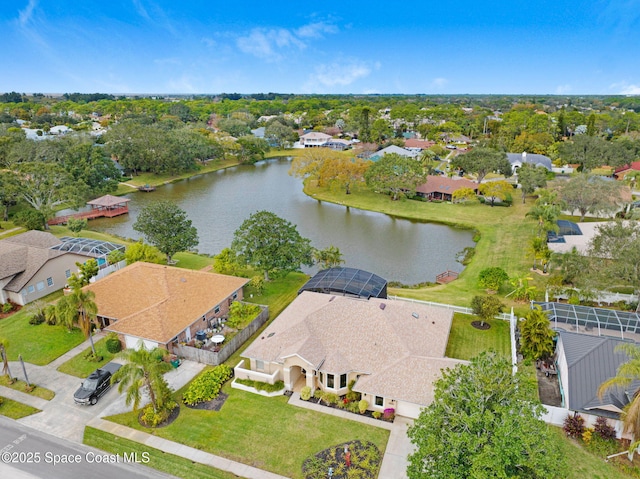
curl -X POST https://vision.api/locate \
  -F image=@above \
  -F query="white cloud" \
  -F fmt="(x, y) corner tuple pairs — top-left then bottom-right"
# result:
(555, 84), (572, 94)
(236, 28), (305, 61)
(610, 81), (640, 95)
(18, 0), (37, 26)
(431, 77), (448, 89)
(132, 0), (151, 21)
(296, 22), (337, 39)
(202, 37), (217, 48)
(313, 61), (373, 87)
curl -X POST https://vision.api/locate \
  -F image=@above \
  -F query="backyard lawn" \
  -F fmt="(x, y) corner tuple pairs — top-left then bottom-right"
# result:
(105, 384), (389, 479)
(445, 312), (511, 360)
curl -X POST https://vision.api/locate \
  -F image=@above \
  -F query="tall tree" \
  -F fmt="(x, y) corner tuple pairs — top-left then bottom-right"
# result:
(517, 163), (548, 203)
(557, 173), (626, 221)
(231, 210), (313, 281)
(55, 287), (99, 356)
(0, 170), (21, 222)
(111, 346), (173, 413)
(0, 338), (10, 377)
(407, 352), (567, 479)
(478, 180), (513, 206)
(313, 246), (345, 270)
(133, 201), (199, 264)
(364, 153), (427, 201)
(450, 147), (512, 184)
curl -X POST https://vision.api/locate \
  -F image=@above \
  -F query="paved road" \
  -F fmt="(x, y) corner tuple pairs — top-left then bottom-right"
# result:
(0, 416), (176, 479)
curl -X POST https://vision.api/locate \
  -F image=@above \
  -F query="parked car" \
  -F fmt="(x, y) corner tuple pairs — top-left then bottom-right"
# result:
(73, 362), (122, 405)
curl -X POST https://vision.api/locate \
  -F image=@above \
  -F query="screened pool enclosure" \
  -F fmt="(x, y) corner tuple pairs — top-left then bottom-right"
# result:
(299, 267), (388, 299)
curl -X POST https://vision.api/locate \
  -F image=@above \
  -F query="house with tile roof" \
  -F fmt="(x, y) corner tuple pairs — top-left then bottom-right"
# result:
(0, 231), (88, 305)
(237, 291), (464, 418)
(613, 161), (640, 180)
(416, 175), (478, 201)
(85, 262), (249, 351)
(556, 330), (640, 419)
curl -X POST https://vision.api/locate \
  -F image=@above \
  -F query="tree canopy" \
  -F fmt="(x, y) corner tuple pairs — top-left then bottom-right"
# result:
(407, 352), (567, 479)
(133, 200), (199, 263)
(588, 221), (640, 293)
(231, 210), (313, 280)
(450, 147), (512, 183)
(364, 153), (427, 200)
(557, 173), (626, 221)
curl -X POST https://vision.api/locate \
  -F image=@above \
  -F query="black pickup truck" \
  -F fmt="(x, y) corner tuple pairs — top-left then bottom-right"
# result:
(73, 362), (122, 405)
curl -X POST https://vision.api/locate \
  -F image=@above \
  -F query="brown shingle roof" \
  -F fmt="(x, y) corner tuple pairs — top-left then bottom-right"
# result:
(243, 291), (462, 406)
(416, 175), (478, 196)
(88, 262), (248, 344)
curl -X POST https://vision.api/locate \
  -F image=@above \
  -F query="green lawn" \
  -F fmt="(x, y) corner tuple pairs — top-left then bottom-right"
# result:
(56, 337), (117, 378)
(0, 307), (85, 365)
(0, 376), (55, 400)
(120, 158), (240, 189)
(84, 427), (238, 479)
(305, 183), (540, 308)
(105, 385), (389, 479)
(445, 312), (511, 360)
(0, 396), (41, 419)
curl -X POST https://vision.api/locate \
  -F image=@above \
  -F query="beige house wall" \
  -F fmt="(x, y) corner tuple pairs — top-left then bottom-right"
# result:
(10, 253), (86, 305)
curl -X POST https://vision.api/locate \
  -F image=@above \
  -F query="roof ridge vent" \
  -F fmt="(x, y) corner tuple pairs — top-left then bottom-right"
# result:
(379, 303), (386, 310)
(412, 312), (419, 319)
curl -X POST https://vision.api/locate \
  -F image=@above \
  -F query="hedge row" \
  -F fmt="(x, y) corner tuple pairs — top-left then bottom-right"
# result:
(182, 364), (233, 406)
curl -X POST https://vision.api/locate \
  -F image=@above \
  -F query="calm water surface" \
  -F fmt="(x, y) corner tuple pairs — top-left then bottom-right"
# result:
(87, 158), (475, 284)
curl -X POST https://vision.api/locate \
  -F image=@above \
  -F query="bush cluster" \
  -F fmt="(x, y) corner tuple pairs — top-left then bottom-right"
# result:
(563, 413), (585, 438)
(235, 378), (284, 393)
(105, 333), (122, 354)
(140, 399), (177, 427)
(182, 364), (232, 406)
(300, 386), (312, 400)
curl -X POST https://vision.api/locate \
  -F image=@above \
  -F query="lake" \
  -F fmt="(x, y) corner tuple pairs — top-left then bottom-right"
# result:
(87, 157), (475, 284)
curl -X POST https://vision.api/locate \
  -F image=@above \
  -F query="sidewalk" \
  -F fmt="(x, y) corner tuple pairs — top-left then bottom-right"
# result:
(87, 418), (289, 479)
(288, 392), (413, 478)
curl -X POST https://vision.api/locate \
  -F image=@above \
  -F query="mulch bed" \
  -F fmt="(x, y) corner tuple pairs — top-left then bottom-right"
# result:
(305, 397), (392, 422)
(0, 302), (22, 320)
(138, 404), (180, 428)
(183, 391), (229, 411)
(471, 321), (491, 330)
(302, 440), (381, 479)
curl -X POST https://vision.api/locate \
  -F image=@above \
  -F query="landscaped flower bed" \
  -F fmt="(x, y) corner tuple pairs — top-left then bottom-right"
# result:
(302, 440), (381, 479)
(300, 387), (395, 422)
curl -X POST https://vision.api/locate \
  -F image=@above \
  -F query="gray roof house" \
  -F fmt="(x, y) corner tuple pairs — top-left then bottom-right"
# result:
(507, 152), (552, 172)
(556, 330), (640, 418)
(370, 144), (419, 161)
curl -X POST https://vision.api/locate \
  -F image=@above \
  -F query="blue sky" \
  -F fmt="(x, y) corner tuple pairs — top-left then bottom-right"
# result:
(2, 0), (640, 95)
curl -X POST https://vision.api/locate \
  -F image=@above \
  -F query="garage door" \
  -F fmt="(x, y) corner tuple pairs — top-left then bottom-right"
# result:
(124, 335), (158, 351)
(395, 401), (423, 419)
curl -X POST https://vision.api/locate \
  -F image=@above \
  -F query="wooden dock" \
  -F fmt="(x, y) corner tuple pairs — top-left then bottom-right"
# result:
(436, 270), (459, 284)
(47, 206), (129, 225)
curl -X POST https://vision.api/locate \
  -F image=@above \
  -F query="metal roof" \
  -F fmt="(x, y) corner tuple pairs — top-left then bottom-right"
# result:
(51, 236), (125, 258)
(298, 267), (387, 299)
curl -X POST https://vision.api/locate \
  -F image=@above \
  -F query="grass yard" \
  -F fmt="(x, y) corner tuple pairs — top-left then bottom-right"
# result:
(305, 183), (540, 308)
(120, 158), (240, 189)
(0, 396), (41, 419)
(105, 385), (389, 479)
(0, 376), (55, 400)
(56, 337), (117, 378)
(84, 427), (238, 479)
(445, 312), (510, 360)
(0, 307), (85, 365)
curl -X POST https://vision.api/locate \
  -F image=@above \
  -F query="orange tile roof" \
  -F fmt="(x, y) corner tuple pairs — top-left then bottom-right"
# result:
(86, 262), (248, 344)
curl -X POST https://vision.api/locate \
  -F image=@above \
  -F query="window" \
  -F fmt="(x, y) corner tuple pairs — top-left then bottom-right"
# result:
(214, 306), (220, 314)
(340, 374), (347, 389)
(233, 292), (238, 300)
(36, 281), (45, 291)
(46, 277), (53, 287)
(27, 285), (35, 294)
(319, 372), (323, 384)
(256, 360), (264, 371)
(375, 396), (384, 407)
(327, 374), (334, 389)
(65, 269), (71, 279)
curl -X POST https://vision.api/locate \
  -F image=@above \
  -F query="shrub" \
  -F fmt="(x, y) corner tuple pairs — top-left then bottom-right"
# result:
(321, 392), (340, 405)
(383, 408), (395, 421)
(347, 401), (360, 414)
(585, 434), (619, 457)
(593, 416), (617, 441)
(372, 411), (382, 419)
(182, 364), (233, 406)
(227, 301), (261, 329)
(2, 303), (12, 314)
(235, 378), (284, 393)
(300, 386), (312, 401)
(582, 428), (593, 444)
(140, 399), (177, 427)
(105, 333), (122, 353)
(478, 267), (509, 291)
(313, 389), (323, 400)
(563, 412), (585, 438)
(358, 399), (368, 414)
(29, 314), (45, 325)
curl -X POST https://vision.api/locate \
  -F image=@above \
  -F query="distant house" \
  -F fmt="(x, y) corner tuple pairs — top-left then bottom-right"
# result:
(404, 139), (435, 151)
(86, 262), (249, 351)
(237, 291), (463, 418)
(556, 330), (640, 421)
(251, 127), (266, 138)
(325, 138), (352, 151)
(613, 161), (640, 180)
(416, 176), (478, 201)
(0, 231), (87, 305)
(370, 144), (419, 161)
(299, 132), (332, 147)
(507, 152), (552, 172)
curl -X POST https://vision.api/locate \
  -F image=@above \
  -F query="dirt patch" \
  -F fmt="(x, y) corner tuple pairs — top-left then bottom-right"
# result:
(471, 321), (491, 330)
(537, 368), (562, 407)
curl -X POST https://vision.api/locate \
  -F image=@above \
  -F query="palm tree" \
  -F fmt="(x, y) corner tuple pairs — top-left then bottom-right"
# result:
(313, 246), (345, 270)
(598, 343), (640, 452)
(0, 337), (11, 379)
(518, 307), (555, 360)
(55, 287), (99, 356)
(112, 345), (172, 412)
